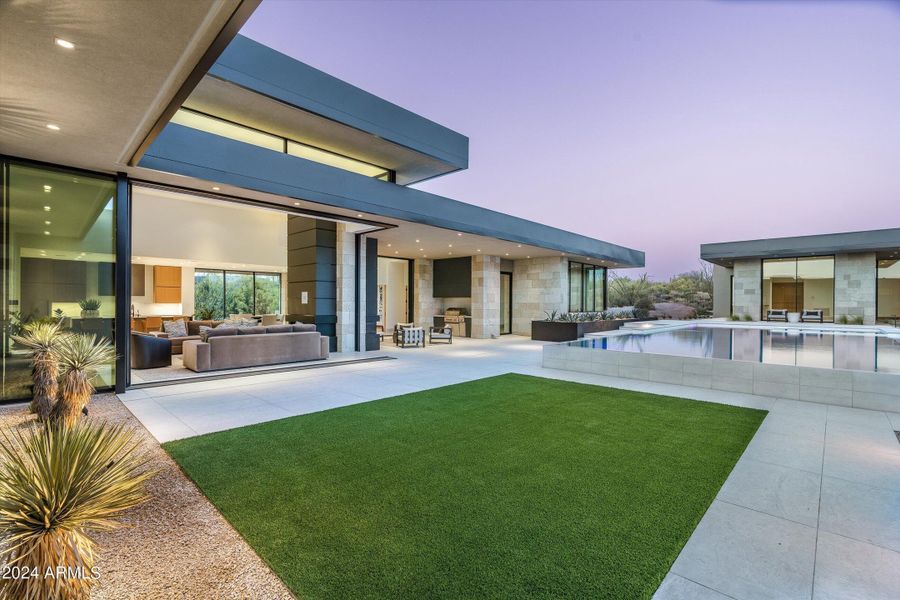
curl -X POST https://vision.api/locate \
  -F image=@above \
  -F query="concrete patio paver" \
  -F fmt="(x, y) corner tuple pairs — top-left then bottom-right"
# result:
(118, 335), (900, 600)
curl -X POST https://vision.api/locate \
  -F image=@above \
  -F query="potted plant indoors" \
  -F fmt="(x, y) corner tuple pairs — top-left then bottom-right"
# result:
(79, 298), (102, 318)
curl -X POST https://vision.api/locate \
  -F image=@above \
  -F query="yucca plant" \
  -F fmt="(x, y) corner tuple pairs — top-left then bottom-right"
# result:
(49, 335), (116, 428)
(10, 320), (68, 421)
(0, 421), (152, 600)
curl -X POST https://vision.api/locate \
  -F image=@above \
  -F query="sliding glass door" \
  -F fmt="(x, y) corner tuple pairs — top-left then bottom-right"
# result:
(762, 256), (834, 320)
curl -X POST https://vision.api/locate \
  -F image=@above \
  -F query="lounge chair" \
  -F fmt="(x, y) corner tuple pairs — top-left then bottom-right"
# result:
(429, 325), (452, 344)
(397, 325), (425, 348)
(801, 309), (824, 323)
(767, 309), (788, 321)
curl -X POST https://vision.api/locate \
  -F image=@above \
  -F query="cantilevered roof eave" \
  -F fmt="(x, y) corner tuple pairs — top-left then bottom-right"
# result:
(139, 123), (644, 268)
(701, 228), (900, 266)
(207, 35), (469, 182)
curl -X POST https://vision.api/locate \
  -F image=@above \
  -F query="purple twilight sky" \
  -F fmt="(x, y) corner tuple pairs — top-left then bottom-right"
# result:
(241, 0), (900, 279)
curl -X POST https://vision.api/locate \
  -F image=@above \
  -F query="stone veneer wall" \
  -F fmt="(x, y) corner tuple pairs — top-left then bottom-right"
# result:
(471, 255), (501, 339)
(334, 223), (356, 352)
(731, 259), (761, 320)
(835, 252), (876, 324)
(412, 259), (434, 328)
(511, 256), (568, 336)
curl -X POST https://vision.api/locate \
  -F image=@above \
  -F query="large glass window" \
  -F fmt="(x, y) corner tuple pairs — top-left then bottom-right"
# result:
(762, 256), (834, 320)
(2, 162), (116, 401)
(193, 269), (282, 318)
(171, 108), (392, 180)
(568, 262), (606, 312)
(877, 258), (900, 322)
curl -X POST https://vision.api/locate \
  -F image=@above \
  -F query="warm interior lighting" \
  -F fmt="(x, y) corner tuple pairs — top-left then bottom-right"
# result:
(54, 38), (75, 49)
(212, 186), (220, 191)
(43, 185), (52, 192)
(44, 220), (51, 225)
(46, 124), (60, 131)
(43, 231), (50, 235)
(415, 239), (420, 243)
(43, 206), (51, 211)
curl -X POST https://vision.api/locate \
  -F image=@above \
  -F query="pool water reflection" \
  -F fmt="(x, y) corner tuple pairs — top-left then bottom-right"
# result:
(571, 326), (900, 373)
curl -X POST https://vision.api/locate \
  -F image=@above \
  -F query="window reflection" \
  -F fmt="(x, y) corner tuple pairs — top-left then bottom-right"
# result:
(2, 162), (116, 401)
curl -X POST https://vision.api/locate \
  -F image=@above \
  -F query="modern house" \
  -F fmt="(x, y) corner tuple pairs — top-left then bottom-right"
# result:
(702, 228), (900, 324)
(0, 1), (643, 401)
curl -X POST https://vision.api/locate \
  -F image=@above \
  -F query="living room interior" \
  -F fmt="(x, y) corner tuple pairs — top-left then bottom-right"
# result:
(129, 185), (335, 383)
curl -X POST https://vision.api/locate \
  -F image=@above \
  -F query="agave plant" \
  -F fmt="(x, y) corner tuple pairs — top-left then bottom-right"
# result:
(0, 421), (152, 600)
(49, 335), (116, 428)
(10, 320), (68, 421)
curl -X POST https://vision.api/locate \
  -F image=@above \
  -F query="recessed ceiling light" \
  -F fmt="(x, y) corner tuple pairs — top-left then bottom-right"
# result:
(448, 244), (452, 248)
(477, 249), (481, 252)
(387, 243), (392, 247)
(457, 232), (462, 236)
(395, 251), (399, 254)
(517, 244), (522, 248)
(357, 214), (363, 218)
(415, 239), (420, 243)
(526, 255), (531, 259)
(43, 206), (51, 211)
(44, 220), (51, 225)
(505, 253), (509, 256)
(43, 185), (52, 192)
(448, 252), (452, 255)
(293, 202), (300, 206)
(419, 248), (424, 251)
(212, 186), (220, 191)
(43, 231), (50, 235)
(46, 124), (60, 131)
(54, 38), (75, 49)
(423, 254), (428, 257)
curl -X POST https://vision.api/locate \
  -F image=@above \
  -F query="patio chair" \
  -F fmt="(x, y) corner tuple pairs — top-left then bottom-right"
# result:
(397, 326), (425, 348)
(800, 309), (824, 323)
(766, 309), (788, 321)
(392, 322), (415, 345)
(429, 325), (452, 344)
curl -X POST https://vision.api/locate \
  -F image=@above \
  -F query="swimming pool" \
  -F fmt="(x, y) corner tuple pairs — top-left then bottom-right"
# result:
(570, 325), (900, 373)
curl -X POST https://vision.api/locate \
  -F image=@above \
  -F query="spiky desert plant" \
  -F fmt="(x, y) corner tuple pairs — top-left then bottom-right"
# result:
(10, 320), (67, 421)
(0, 420), (152, 600)
(49, 335), (116, 428)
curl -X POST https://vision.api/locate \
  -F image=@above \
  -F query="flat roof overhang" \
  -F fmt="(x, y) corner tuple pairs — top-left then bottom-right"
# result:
(701, 228), (900, 267)
(136, 124), (644, 268)
(0, 0), (258, 173)
(203, 35), (469, 185)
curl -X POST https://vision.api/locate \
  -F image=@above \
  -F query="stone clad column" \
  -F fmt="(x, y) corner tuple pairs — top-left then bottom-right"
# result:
(413, 259), (434, 328)
(335, 223), (356, 352)
(835, 252), (876, 324)
(731, 259), (761, 320)
(471, 255), (501, 338)
(511, 256), (567, 336)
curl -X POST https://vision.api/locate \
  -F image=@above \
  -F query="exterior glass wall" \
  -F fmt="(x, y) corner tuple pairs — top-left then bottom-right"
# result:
(568, 262), (606, 312)
(193, 269), (282, 318)
(171, 108), (392, 180)
(877, 258), (900, 322)
(2, 161), (116, 401)
(762, 256), (834, 320)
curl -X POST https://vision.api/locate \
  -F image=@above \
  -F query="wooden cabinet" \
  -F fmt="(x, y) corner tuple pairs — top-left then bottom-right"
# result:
(153, 266), (182, 303)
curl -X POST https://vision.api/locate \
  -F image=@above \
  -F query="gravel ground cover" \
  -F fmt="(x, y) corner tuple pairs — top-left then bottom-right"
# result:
(0, 393), (293, 600)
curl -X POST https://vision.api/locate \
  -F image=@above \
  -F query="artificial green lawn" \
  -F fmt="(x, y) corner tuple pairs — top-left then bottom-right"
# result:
(164, 374), (765, 599)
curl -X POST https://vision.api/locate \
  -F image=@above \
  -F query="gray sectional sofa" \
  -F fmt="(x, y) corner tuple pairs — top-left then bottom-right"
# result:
(182, 323), (329, 372)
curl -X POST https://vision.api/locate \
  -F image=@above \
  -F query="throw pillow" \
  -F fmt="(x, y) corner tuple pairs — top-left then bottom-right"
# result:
(163, 319), (187, 338)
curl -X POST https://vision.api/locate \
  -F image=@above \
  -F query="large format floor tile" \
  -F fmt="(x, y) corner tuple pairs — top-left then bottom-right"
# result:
(717, 458), (821, 527)
(671, 500), (816, 600)
(819, 476), (900, 552)
(813, 532), (900, 600)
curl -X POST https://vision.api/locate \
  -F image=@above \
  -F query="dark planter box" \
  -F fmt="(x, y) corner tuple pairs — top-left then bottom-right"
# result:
(531, 318), (646, 342)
